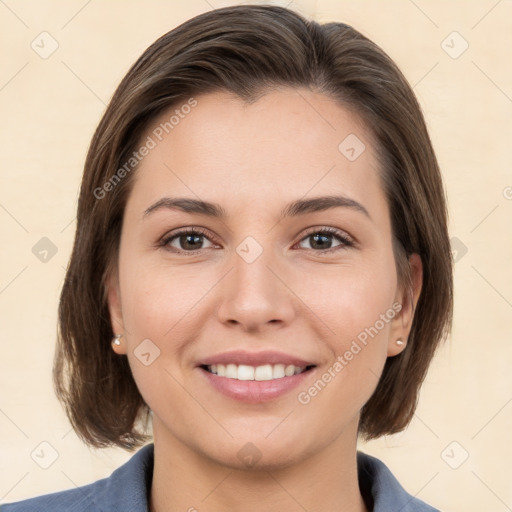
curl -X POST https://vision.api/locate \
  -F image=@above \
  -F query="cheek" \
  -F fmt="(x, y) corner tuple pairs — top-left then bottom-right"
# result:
(294, 262), (396, 422)
(117, 257), (203, 412)
(118, 253), (211, 339)
(300, 254), (397, 345)
(295, 252), (397, 406)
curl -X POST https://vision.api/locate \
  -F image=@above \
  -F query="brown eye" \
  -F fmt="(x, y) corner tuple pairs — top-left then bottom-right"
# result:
(297, 227), (354, 253)
(160, 228), (216, 254)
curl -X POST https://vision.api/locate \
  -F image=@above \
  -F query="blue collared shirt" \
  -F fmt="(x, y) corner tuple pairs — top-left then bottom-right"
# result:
(1, 444), (439, 511)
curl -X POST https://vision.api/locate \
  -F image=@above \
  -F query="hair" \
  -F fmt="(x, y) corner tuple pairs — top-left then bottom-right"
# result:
(54, 4), (453, 450)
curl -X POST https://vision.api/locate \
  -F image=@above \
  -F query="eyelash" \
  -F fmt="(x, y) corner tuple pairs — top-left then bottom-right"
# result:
(158, 226), (355, 256)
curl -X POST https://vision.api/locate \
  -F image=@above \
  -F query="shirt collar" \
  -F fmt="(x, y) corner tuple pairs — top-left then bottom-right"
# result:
(91, 442), (153, 512)
(357, 451), (439, 511)
(101, 444), (437, 512)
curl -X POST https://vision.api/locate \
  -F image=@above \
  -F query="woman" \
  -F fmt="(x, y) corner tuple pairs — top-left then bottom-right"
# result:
(1, 5), (452, 511)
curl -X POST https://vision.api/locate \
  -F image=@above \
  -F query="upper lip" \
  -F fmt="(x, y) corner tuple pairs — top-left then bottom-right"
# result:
(199, 350), (316, 368)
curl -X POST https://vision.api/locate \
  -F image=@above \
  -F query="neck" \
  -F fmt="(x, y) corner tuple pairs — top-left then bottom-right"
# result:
(149, 422), (368, 512)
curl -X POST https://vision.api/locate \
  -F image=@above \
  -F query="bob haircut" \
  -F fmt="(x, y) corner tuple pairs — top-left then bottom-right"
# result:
(54, 4), (453, 450)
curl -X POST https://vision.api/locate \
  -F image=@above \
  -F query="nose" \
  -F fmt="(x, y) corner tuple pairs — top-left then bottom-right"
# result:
(216, 245), (296, 333)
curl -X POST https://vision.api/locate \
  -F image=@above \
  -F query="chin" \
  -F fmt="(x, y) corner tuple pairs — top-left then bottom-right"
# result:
(207, 442), (305, 473)
(195, 424), (318, 473)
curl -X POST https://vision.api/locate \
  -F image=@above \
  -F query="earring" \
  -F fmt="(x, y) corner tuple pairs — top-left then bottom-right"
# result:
(396, 338), (405, 346)
(112, 334), (122, 347)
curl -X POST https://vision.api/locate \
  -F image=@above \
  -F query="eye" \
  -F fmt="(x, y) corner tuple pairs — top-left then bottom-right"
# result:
(159, 227), (217, 254)
(158, 226), (355, 255)
(295, 227), (354, 253)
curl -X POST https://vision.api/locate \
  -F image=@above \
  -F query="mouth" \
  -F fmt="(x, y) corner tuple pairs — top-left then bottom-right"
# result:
(197, 350), (317, 403)
(201, 363), (316, 381)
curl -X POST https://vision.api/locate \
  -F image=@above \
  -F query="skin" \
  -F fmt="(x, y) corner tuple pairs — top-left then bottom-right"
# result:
(107, 87), (422, 512)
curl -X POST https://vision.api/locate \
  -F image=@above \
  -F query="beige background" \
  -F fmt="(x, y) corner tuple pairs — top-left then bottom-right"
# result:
(1, 1), (511, 510)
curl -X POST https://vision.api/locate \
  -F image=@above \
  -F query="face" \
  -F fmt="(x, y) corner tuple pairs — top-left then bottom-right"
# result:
(108, 88), (422, 469)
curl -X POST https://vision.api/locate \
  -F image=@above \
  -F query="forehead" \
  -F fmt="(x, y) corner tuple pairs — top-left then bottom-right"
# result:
(127, 88), (385, 219)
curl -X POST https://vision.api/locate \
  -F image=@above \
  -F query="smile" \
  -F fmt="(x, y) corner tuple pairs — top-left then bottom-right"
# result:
(198, 350), (317, 402)
(204, 363), (311, 381)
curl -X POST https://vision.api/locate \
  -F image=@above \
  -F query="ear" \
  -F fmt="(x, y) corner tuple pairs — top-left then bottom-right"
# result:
(387, 253), (423, 357)
(106, 269), (127, 355)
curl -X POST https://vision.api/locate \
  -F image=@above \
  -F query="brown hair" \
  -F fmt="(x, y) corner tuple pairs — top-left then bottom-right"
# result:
(54, 4), (453, 450)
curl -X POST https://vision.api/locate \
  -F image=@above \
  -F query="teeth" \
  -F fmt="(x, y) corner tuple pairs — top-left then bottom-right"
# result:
(254, 364), (272, 381)
(272, 364), (285, 379)
(226, 364), (237, 379)
(238, 365), (254, 380)
(206, 363), (308, 380)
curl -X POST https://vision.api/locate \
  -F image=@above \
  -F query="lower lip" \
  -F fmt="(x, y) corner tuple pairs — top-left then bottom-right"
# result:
(199, 367), (314, 403)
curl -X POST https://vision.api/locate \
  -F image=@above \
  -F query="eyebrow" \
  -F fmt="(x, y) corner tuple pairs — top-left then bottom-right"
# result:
(143, 195), (371, 221)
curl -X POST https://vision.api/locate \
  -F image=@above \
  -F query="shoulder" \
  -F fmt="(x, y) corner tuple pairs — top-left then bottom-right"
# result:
(0, 480), (100, 512)
(0, 444), (154, 512)
(357, 451), (440, 512)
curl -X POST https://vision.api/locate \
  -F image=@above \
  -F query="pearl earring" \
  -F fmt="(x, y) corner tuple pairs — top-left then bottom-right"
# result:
(396, 339), (404, 346)
(112, 334), (122, 347)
